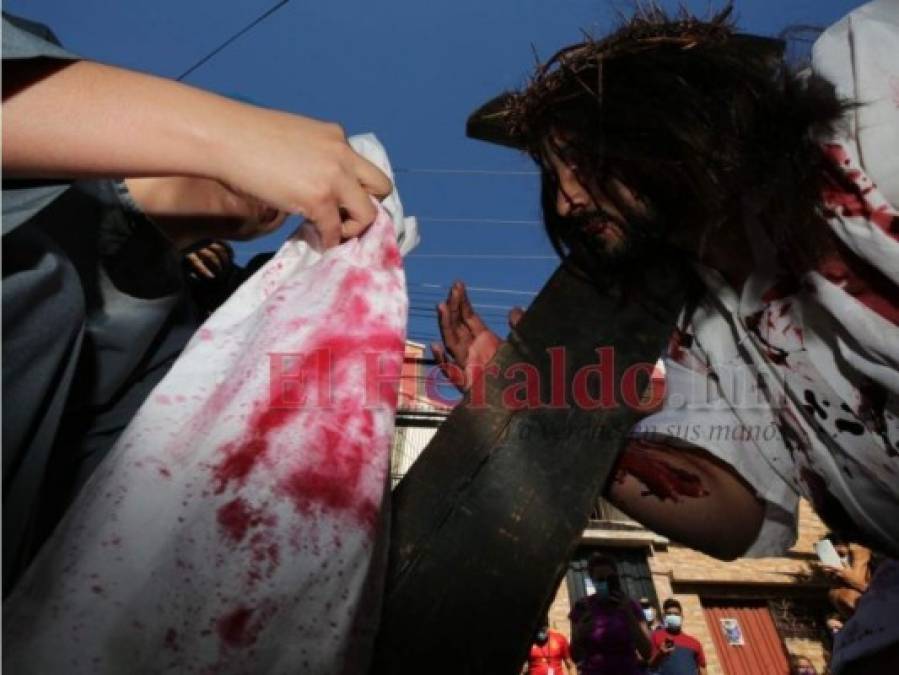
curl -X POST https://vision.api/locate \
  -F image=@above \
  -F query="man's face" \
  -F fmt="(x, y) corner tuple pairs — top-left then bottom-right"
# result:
(542, 136), (652, 263)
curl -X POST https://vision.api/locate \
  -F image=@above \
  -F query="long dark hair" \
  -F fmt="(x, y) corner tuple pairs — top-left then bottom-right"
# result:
(515, 6), (850, 276)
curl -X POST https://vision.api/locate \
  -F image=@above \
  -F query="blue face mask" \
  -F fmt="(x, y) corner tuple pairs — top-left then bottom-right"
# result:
(643, 608), (656, 623)
(664, 614), (682, 631)
(593, 580), (610, 600)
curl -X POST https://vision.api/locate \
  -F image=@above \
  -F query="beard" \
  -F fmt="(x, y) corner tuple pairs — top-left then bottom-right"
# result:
(559, 208), (667, 280)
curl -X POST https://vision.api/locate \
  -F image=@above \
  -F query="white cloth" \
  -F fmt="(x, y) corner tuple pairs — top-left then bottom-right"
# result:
(3, 204), (408, 674)
(349, 133), (420, 256)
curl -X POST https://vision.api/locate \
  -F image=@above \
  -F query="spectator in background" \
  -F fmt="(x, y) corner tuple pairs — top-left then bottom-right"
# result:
(648, 599), (707, 675)
(638, 597), (664, 673)
(640, 597), (664, 632)
(821, 533), (872, 618)
(524, 621), (574, 675)
(569, 553), (651, 675)
(826, 613), (844, 639)
(790, 654), (819, 675)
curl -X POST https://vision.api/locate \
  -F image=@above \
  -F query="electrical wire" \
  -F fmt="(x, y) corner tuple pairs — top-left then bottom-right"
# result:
(177, 1), (291, 81)
(406, 254), (556, 260)
(412, 282), (538, 296)
(418, 217), (542, 225)
(394, 168), (539, 176)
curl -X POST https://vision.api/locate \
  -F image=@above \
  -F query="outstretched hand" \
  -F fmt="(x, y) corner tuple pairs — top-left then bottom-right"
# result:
(431, 281), (523, 391)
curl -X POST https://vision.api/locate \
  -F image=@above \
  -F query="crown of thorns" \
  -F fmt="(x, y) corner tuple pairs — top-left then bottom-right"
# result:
(466, 5), (780, 149)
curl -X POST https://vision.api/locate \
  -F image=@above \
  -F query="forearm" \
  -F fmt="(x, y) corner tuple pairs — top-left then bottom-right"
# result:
(3, 59), (243, 181)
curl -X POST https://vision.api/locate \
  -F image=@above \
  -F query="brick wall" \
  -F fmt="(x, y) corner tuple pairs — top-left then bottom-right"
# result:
(650, 500), (828, 586)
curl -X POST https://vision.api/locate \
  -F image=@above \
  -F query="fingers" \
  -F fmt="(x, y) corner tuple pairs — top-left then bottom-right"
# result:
(436, 302), (454, 356)
(336, 173), (378, 238)
(198, 244), (229, 273)
(312, 177), (379, 248)
(437, 300), (472, 366)
(508, 306), (525, 329)
(186, 252), (215, 279)
(459, 284), (489, 336)
(309, 203), (343, 249)
(447, 282), (464, 336)
(208, 241), (234, 264)
(352, 152), (393, 200)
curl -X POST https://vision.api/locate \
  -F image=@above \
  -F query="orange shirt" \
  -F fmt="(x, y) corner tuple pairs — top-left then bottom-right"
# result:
(527, 629), (571, 675)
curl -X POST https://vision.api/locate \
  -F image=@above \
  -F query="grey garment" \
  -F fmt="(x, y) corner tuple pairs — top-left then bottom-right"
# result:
(2, 180), (186, 594)
(2, 12), (79, 234)
(39, 292), (202, 536)
(2, 224), (86, 594)
(1, 13), (193, 594)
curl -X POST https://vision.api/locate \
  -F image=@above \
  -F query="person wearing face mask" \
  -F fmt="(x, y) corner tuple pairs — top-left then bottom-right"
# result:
(637, 598), (664, 674)
(648, 599), (707, 675)
(524, 622), (574, 675)
(569, 554), (652, 675)
(640, 597), (664, 632)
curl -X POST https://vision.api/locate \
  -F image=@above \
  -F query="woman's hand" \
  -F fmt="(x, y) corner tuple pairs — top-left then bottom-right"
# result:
(214, 107), (392, 248)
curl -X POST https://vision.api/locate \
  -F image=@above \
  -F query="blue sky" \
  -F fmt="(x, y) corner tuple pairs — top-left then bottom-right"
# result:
(6, 0), (863, 347)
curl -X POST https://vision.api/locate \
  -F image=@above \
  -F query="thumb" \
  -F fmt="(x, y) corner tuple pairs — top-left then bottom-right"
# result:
(508, 306), (525, 329)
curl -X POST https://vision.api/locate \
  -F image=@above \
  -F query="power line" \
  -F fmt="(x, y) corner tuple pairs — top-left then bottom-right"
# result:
(406, 254), (557, 260)
(177, 1), (291, 81)
(418, 217), (541, 225)
(395, 168), (539, 176)
(411, 301), (516, 311)
(413, 282), (538, 296)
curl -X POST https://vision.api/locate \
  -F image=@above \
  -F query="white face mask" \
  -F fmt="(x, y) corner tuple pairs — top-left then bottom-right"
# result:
(643, 608), (656, 622)
(664, 614), (682, 631)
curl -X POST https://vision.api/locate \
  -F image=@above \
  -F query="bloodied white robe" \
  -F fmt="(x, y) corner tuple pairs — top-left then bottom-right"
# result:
(631, 0), (899, 562)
